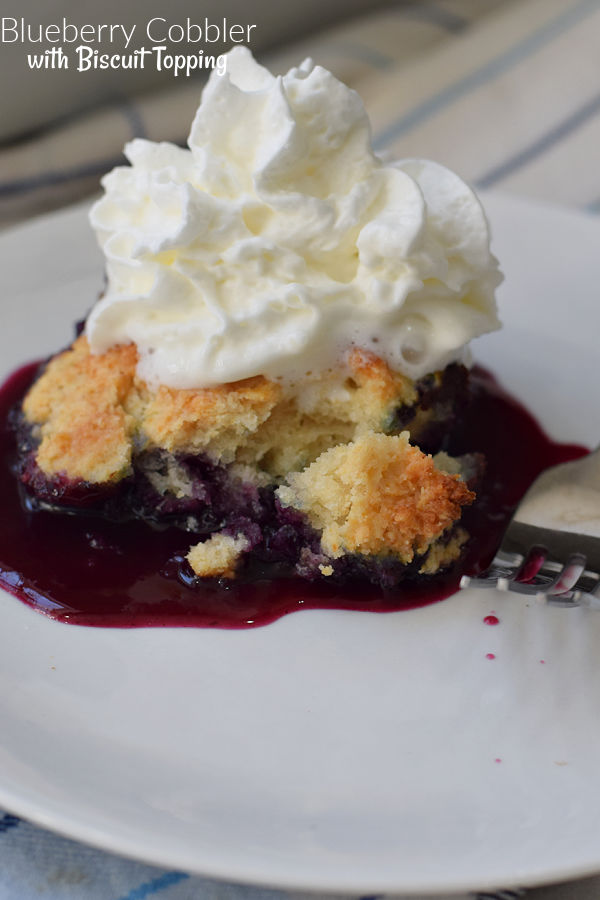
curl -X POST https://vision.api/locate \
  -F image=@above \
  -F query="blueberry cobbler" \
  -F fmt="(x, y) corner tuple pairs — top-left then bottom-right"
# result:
(10, 47), (503, 592)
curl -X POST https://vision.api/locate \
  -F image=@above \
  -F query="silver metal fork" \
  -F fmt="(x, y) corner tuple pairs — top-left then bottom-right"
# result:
(460, 447), (600, 607)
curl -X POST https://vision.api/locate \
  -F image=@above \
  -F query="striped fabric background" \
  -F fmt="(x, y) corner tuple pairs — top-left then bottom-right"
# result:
(0, 810), (528, 900)
(1, 0), (599, 227)
(1, 0), (599, 897)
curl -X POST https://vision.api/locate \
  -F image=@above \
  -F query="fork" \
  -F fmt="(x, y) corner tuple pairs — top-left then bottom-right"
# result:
(460, 447), (600, 607)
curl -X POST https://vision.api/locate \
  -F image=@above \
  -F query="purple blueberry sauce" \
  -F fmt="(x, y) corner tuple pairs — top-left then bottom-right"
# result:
(0, 362), (587, 628)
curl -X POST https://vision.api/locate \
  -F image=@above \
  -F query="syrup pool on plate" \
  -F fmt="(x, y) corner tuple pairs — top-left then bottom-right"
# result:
(0, 362), (587, 629)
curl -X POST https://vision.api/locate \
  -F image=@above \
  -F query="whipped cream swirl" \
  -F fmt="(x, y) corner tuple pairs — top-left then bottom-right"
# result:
(87, 46), (502, 388)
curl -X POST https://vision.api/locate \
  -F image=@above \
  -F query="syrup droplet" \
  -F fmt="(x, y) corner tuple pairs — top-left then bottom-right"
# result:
(494, 758), (502, 764)
(485, 652), (496, 659)
(483, 614), (500, 625)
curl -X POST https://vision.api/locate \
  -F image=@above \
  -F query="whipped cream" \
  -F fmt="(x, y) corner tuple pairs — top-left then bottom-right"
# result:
(87, 46), (502, 389)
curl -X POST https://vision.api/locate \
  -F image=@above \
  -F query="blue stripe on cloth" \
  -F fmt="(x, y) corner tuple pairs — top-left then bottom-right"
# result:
(0, 135), (186, 197)
(0, 813), (20, 833)
(475, 91), (600, 188)
(398, 1), (467, 33)
(326, 41), (393, 70)
(117, 870), (189, 900)
(120, 99), (147, 139)
(373, 0), (600, 150)
(0, 156), (126, 197)
(475, 891), (525, 899)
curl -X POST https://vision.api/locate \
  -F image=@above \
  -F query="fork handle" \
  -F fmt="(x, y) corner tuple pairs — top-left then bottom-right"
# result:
(515, 446), (600, 537)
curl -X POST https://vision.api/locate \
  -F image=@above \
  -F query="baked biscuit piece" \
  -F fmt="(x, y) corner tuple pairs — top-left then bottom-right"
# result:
(22, 336), (284, 482)
(277, 431), (474, 566)
(187, 533), (250, 579)
(239, 348), (420, 477)
(23, 336), (138, 484)
(20, 338), (460, 486)
(142, 376), (282, 463)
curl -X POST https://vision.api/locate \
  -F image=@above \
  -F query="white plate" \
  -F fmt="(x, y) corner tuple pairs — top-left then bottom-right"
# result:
(1, 194), (600, 896)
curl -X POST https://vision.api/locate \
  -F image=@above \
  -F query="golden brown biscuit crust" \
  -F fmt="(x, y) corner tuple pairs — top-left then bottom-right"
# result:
(23, 337), (138, 483)
(277, 431), (474, 564)
(187, 533), (250, 579)
(22, 338), (422, 483)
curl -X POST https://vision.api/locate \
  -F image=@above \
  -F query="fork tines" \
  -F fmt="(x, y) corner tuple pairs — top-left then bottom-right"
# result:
(460, 521), (600, 607)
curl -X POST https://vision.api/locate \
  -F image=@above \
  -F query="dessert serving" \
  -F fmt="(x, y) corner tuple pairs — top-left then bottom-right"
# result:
(2, 47), (581, 627)
(12, 47), (500, 584)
